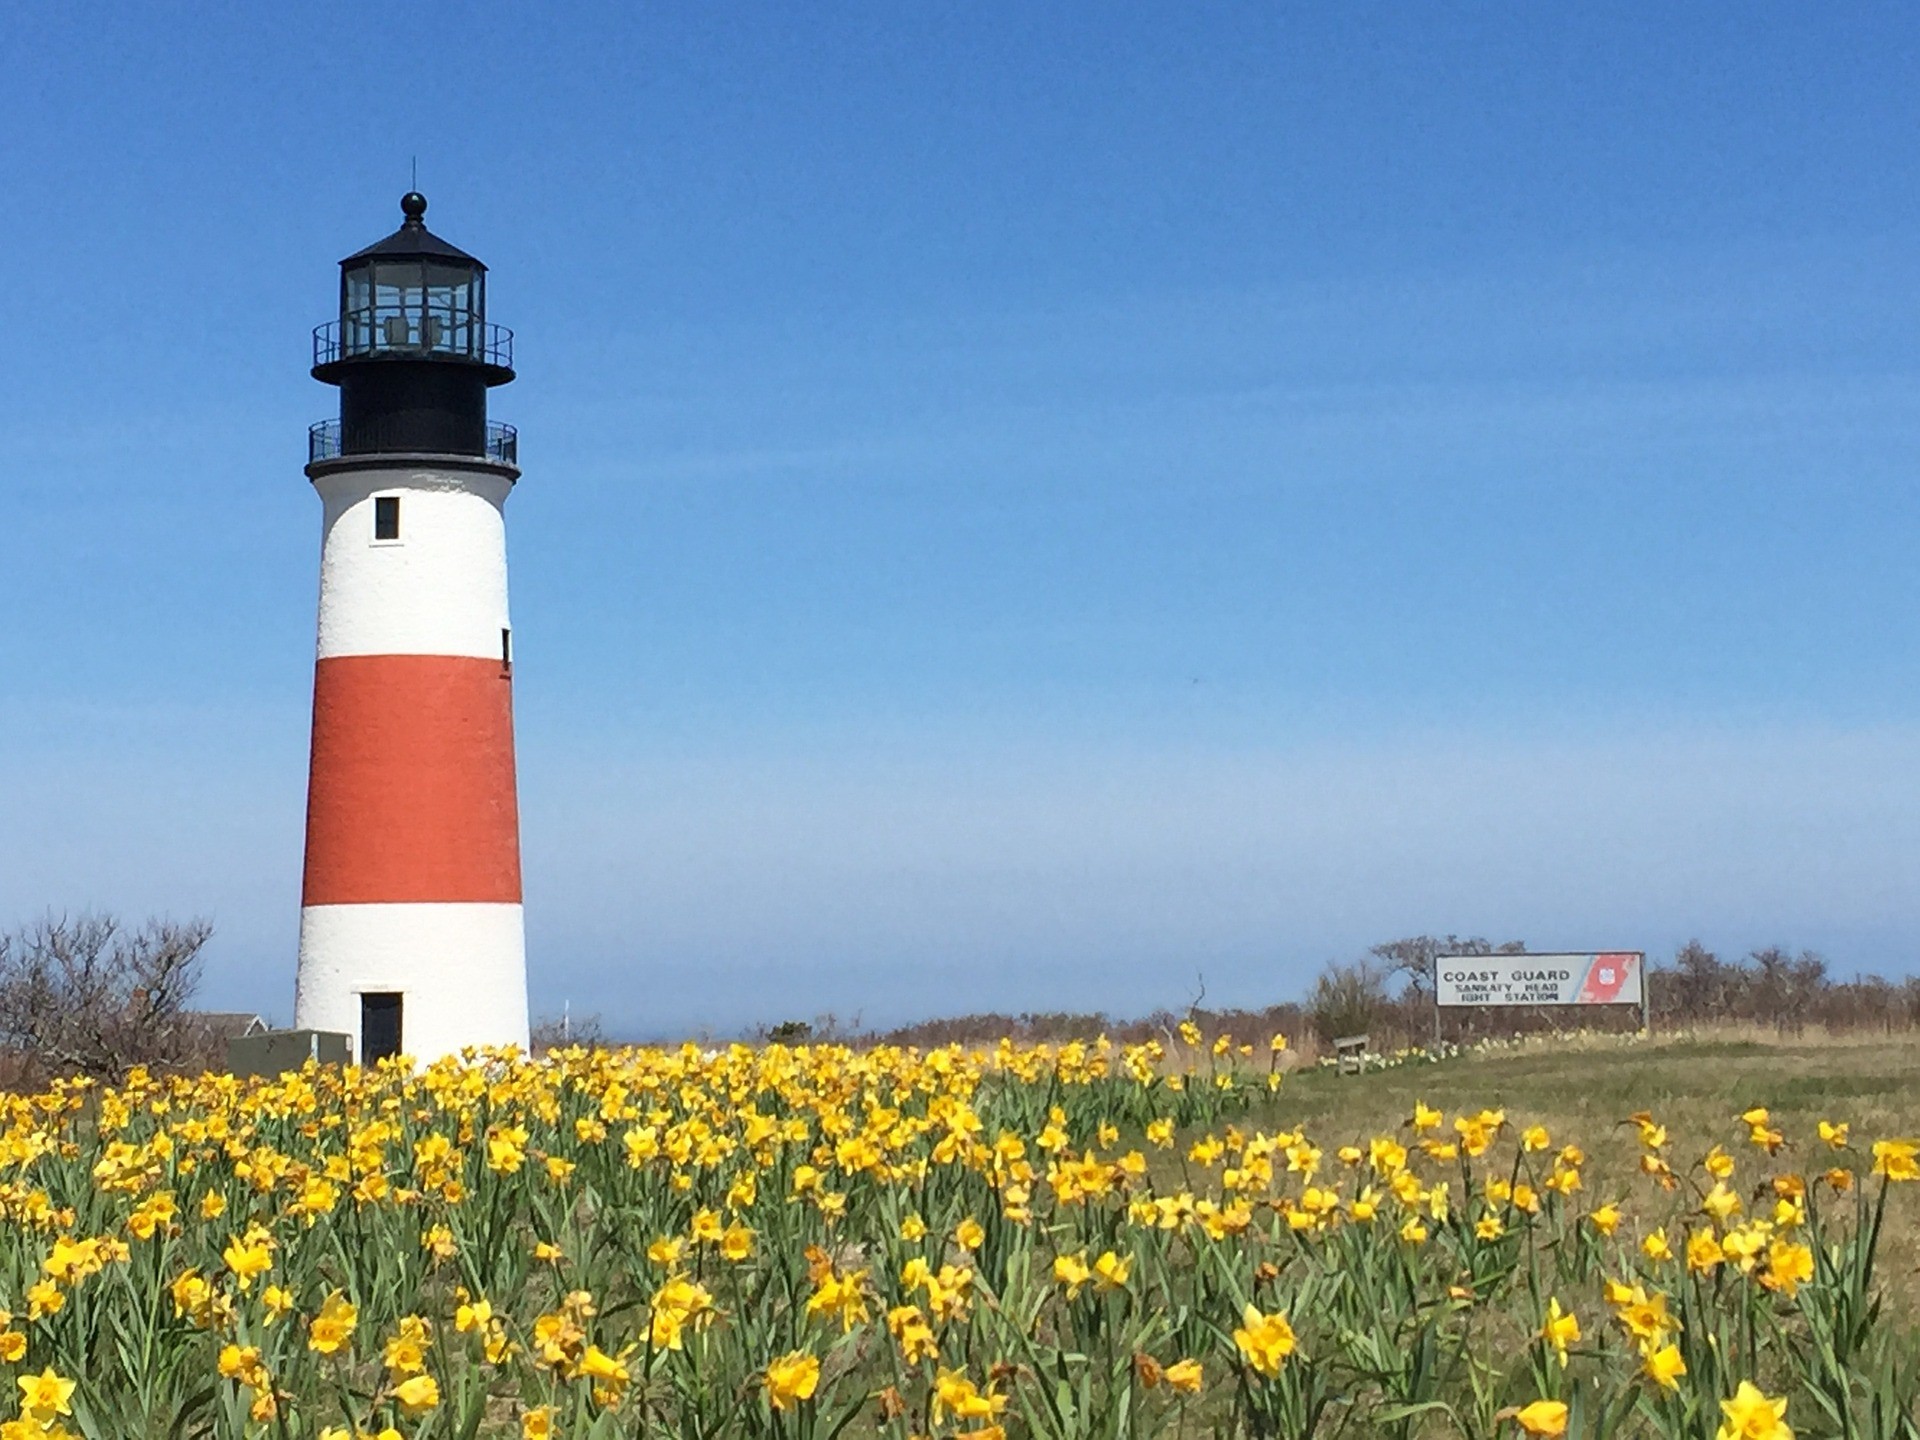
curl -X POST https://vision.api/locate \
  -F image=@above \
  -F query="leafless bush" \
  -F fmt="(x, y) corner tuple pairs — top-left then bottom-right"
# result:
(530, 1008), (606, 1054)
(1307, 958), (1390, 1046)
(0, 914), (215, 1084)
(1370, 935), (1525, 998)
(1647, 941), (1912, 1034)
(751, 1012), (863, 1046)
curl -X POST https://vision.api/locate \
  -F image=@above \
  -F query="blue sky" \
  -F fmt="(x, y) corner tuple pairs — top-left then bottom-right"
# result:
(3, 6), (1918, 1035)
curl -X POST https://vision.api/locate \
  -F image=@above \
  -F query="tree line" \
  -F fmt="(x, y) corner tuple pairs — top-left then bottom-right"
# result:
(2, 914), (1916, 1084)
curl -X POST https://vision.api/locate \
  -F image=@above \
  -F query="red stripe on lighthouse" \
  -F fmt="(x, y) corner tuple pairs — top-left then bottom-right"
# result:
(302, 654), (522, 906)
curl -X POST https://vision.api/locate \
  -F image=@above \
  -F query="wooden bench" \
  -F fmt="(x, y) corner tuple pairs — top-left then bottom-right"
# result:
(1333, 1034), (1371, 1075)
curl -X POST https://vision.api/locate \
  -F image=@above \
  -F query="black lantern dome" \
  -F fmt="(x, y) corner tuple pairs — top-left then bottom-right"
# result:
(310, 193), (515, 466)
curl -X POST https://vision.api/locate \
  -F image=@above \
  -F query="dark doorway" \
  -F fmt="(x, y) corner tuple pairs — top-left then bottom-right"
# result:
(361, 992), (403, 1063)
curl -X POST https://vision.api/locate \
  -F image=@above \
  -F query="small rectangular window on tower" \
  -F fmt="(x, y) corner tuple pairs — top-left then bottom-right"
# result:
(501, 627), (512, 672)
(373, 495), (401, 541)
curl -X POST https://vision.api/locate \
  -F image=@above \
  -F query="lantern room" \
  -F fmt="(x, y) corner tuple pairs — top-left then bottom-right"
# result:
(310, 192), (516, 464)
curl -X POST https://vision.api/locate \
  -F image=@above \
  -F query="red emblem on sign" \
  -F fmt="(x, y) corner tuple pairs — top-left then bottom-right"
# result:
(1577, 953), (1637, 1003)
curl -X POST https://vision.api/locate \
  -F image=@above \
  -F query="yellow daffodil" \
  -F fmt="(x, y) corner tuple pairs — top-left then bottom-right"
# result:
(1232, 1304), (1295, 1378)
(1512, 1398), (1568, 1436)
(764, 1352), (821, 1411)
(1717, 1380), (1791, 1440)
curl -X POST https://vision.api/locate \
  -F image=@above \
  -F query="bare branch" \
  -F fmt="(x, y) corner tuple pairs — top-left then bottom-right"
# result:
(0, 913), (214, 1083)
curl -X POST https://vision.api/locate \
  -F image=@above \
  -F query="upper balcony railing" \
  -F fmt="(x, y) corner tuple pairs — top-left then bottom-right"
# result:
(313, 309), (514, 370)
(309, 418), (518, 467)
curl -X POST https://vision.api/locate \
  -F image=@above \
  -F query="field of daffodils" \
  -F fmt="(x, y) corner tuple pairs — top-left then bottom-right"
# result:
(0, 1033), (1914, 1439)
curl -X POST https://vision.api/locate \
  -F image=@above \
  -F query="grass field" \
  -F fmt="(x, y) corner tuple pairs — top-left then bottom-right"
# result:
(1252, 1026), (1920, 1317)
(1264, 1028), (1918, 1156)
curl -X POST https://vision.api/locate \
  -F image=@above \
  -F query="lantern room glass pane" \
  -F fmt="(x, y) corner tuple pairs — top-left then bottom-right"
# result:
(368, 262), (421, 351)
(342, 267), (376, 354)
(422, 262), (478, 357)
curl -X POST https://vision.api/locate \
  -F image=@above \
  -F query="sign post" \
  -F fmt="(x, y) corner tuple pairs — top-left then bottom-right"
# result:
(1432, 952), (1647, 1050)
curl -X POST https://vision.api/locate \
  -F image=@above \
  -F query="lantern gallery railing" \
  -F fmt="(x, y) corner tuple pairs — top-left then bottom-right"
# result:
(308, 419), (518, 466)
(312, 312), (514, 369)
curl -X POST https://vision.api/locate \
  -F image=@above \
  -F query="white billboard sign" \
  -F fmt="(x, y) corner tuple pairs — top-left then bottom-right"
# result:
(1435, 953), (1643, 1008)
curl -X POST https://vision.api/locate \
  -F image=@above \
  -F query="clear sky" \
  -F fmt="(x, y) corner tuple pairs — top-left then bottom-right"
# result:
(3, 6), (1918, 1036)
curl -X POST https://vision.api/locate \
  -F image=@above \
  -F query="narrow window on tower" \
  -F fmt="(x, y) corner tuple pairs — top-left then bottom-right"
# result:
(501, 627), (512, 674)
(373, 495), (401, 541)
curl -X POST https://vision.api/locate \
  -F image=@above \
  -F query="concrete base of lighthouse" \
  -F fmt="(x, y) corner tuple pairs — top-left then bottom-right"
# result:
(294, 902), (529, 1062)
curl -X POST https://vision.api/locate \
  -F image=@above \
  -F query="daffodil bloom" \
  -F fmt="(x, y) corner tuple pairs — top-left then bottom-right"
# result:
(1701, 1182), (1742, 1222)
(1871, 1139), (1918, 1182)
(933, 1368), (1007, 1423)
(1717, 1381), (1791, 1440)
(1761, 1239), (1814, 1297)
(1232, 1304), (1295, 1378)
(383, 1317), (431, 1376)
(308, 1292), (358, 1355)
(649, 1278), (715, 1350)
(804, 1267), (870, 1331)
(1092, 1250), (1131, 1289)
(1165, 1358), (1203, 1393)
(578, 1346), (629, 1388)
(1539, 1299), (1579, 1361)
(1613, 1285), (1676, 1349)
(222, 1232), (273, 1291)
(764, 1352), (820, 1411)
(25, 1280), (63, 1321)
(1053, 1252), (1092, 1297)
(17, 1368), (76, 1423)
(1369, 1136), (1408, 1174)
(486, 1124), (529, 1173)
(393, 1373), (440, 1415)
(1644, 1344), (1686, 1390)
(1513, 1399), (1568, 1436)
(886, 1303), (939, 1363)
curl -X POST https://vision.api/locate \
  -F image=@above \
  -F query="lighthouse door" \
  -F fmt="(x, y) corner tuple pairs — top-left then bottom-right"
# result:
(361, 992), (403, 1064)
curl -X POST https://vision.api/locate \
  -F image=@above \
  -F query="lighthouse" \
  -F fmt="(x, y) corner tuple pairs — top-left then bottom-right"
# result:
(293, 191), (530, 1064)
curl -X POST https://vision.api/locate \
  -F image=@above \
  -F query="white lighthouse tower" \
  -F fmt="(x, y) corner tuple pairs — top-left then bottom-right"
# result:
(293, 192), (530, 1064)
